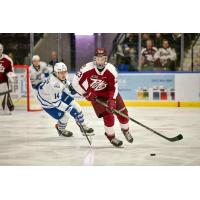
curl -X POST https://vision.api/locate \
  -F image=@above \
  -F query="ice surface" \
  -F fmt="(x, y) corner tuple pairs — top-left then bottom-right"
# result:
(0, 107), (200, 166)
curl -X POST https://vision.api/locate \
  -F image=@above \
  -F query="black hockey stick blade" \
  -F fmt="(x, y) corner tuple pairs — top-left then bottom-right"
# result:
(167, 134), (183, 142)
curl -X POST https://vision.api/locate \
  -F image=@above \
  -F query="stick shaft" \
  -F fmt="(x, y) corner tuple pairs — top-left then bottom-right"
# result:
(78, 122), (91, 145)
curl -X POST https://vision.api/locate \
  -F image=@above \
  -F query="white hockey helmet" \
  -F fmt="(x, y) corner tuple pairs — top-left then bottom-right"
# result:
(32, 55), (41, 68)
(32, 55), (40, 62)
(54, 62), (67, 73)
(54, 62), (68, 80)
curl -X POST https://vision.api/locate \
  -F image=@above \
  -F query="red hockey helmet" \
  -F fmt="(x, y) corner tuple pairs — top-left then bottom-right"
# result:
(95, 48), (107, 57)
(94, 48), (107, 70)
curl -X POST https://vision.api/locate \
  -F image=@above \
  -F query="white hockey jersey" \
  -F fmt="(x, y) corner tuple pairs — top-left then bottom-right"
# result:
(37, 73), (71, 111)
(29, 62), (52, 89)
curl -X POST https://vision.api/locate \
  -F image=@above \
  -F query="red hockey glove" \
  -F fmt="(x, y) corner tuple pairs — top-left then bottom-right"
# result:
(83, 91), (97, 101)
(107, 99), (116, 111)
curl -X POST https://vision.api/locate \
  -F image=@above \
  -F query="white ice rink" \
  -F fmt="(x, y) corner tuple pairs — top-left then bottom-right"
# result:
(0, 107), (200, 166)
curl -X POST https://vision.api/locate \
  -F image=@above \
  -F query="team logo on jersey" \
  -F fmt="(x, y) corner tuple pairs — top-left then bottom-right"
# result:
(90, 77), (107, 91)
(160, 50), (170, 57)
(91, 75), (98, 79)
(0, 64), (5, 72)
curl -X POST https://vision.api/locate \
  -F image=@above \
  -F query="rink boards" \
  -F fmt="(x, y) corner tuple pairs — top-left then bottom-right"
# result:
(72, 72), (200, 107)
(12, 72), (200, 108)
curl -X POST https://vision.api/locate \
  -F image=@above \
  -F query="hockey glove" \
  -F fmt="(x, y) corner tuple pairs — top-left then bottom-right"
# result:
(68, 84), (77, 95)
(83, 91), (97, 101)
(107, 99), (116, 111)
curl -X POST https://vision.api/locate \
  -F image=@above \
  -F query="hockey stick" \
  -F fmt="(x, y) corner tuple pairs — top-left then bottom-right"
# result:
(6, 92), (15, 111)
(64, 87), (91, 145)
(77, 122), (92, 145)
(0, 90), (12, 96)
(95, 99), (183, 142)
(6, 82), (14, 111)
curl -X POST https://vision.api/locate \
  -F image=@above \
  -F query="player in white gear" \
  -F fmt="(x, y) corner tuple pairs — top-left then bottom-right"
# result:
(30, 61), (94, 137)
(29, 55), (52, 90)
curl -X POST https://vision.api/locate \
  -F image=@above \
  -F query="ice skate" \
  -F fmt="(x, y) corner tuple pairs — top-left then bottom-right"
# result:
(105, 133), (123, 147)
(55, 124), (73, 137)
(0, 109), (12, 115)
(122, 129), (133, 143)
(77, 123), (95, 136)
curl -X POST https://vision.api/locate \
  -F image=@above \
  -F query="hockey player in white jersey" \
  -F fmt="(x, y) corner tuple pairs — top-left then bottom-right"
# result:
(29, 55), (52, 90)
(30, 60), (94, 137)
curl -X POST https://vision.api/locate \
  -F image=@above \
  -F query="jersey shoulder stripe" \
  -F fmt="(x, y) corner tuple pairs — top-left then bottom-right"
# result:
(80, 62), (94, 73)
(1, 54), (13, 66)
(106, 63), (118, 78)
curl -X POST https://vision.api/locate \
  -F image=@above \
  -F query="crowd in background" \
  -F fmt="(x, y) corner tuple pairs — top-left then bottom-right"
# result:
(1, 33), (199, 73)
(115, 33), (194, 71)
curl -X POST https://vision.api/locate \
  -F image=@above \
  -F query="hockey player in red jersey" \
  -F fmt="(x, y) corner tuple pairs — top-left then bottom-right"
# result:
(72, 48), (133, 147)
(0, 43), (15, 114)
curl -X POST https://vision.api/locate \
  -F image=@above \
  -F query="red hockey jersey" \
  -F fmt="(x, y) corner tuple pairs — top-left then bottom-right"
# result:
(0, 54), (13, 83)
(72, 62), (118, 100)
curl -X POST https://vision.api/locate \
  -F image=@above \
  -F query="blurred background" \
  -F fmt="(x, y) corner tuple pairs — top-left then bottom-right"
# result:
(1, 33), (200, 72)
(1, 33), (200, 109)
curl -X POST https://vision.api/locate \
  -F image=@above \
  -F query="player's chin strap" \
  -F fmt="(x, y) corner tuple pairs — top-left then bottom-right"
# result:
(95, 98), (183, 143)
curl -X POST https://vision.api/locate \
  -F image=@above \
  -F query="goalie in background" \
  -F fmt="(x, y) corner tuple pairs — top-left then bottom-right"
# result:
(0, 43), (16, 115)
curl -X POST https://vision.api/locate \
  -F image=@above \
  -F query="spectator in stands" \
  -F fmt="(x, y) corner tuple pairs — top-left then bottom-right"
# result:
(152, 33), (163, 49)
(171, 33), (181, 45)
(48, 51), (59, 68)
(123, 33), (138, 50)
(48, 51), (64, 71)
(141, 39), (157, 70)
(116, 33), (138, 71)
(142, 33), (150, 47)
(154, 39), (177, 71)
(169, 33), (182, 67)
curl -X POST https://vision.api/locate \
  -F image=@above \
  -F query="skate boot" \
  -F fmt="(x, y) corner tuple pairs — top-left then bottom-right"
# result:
(55, 124), (73, 137)
(122, 129), (133, 143)
(0, 109), (12, 115)
(77, 123), (95, 136)
(105, 133), (123, 147)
